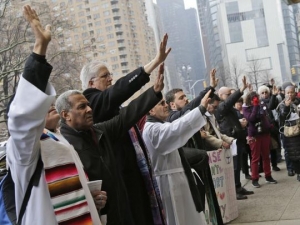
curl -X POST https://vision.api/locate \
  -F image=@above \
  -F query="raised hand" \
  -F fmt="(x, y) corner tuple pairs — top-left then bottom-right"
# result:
(23, 5), (51, 55)
(248, 83), (253, 92)
(210, 69), (219, 88)
(272, 85), (278, 95)
(153, 63), (165, 93)
(240, 76), (248, 92)
(200, 89), (211, 108)
(155, 34), (172, 64)
(144, 34), (171, 74)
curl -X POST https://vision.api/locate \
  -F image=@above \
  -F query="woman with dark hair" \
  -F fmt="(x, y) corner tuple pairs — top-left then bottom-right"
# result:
(243, 91), (277, 188)
(277, 85), (300, 181)
(234, 97), (252, 179)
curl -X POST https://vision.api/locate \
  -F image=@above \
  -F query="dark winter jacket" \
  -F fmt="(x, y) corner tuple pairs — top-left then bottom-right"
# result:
(167, 86), (215, 150)
(277, 98), (300, 161)
(61, 87), (162, 225)
(215, 90), (246, 140)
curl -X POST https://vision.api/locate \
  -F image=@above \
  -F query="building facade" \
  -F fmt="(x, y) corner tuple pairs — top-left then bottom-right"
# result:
(197, 0), (300, 88)
(156, 0), (206, 95)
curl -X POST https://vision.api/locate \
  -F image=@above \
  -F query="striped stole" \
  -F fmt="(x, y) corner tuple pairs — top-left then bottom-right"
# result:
(41, 131), (93, 225)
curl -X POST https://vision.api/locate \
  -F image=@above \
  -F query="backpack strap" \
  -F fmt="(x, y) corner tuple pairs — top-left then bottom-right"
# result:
(17, 155), (43, 225)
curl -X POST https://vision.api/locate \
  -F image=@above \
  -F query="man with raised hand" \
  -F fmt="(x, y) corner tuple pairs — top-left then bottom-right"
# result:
(215, 76), (254, 200)
(80, 34), (171, 225)
(6, 5), (57, 225)
(57, 70), (165, 225)
(6, 6), (106, 225)
(142, 90), (212, 225)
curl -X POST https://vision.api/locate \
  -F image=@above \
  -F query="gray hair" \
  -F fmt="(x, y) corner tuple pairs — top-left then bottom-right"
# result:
(55, 90), (82, 122)
(257, 85), (270, 95)
(80, 60), (110, 90)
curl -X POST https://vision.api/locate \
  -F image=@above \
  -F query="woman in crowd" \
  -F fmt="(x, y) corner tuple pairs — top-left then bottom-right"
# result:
(258, 85), (281, 172)
(277, 85), (300, 181)
(243, 92), (277, 188)
(234, 97), (251, 180)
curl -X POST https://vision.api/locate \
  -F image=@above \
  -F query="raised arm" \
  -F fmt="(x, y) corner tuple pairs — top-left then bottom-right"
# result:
(167, 69), (217, 122)
(144, 107), (206, 155)
(8, 5), (55, 165)
(84, 34), (171, 123)
(95, 64), (165, 140)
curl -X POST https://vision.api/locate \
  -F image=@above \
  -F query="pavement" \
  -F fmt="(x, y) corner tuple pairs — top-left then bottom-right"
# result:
(227, 159), (300, 225)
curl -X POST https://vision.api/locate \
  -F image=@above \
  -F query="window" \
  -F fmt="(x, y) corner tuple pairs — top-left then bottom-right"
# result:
(108, 41), (115, 47)
(103, 10), (110, 16)
(111, 56), (118, 62)
(97, 28), (102, 34)
(94, 13), (100, 19)
(106, 26), (113, 32)
(102, 3), (109, 8)
(107, 34), (114, 39)
(82, 32), (88, 38)
(95, 21), (101, 26)
(104, 18), (111, 24)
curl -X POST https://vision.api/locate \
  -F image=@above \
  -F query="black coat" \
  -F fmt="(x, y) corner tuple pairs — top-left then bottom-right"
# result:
(61, 88), (162, 225)
(215, 90), (246, 140)
(83, 67), (162, 225)
(277, 98), (300, 161)
(167, 86), (215, 149)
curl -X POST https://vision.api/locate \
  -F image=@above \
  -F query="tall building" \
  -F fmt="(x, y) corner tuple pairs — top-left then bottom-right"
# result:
(197, 0), (300, 87)
(144, 0), (183, 92)
(156, 0), (206, 94)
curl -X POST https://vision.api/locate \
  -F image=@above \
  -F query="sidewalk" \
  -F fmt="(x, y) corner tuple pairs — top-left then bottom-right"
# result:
(227, 160), (300, 225)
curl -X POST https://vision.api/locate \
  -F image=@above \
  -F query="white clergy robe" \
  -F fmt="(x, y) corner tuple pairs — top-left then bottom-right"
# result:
(143, 107), (208, 225)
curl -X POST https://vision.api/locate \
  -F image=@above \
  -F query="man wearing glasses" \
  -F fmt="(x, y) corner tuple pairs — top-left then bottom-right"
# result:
(79, 34), (171, 225)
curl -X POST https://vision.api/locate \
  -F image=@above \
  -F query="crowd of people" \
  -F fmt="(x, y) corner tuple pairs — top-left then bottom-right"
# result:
(4, 5), (300, 225)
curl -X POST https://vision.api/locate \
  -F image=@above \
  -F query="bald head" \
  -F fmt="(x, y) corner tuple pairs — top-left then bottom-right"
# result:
(218, 87), (231, 101)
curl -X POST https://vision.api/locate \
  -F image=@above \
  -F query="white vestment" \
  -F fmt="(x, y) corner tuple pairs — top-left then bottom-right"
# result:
(143, 107), (208, 225)
(7, 77), (58, 225)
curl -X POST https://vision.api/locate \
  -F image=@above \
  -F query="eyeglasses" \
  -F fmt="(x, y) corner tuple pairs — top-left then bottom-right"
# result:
(209, 104), (218, 109)
(261, 92), (268, 94)
(91, 73), (113, 82)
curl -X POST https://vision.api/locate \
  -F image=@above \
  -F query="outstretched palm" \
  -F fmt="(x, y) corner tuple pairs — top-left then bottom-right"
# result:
(23, 5), (51, 45)
(156, 34), (171, 63)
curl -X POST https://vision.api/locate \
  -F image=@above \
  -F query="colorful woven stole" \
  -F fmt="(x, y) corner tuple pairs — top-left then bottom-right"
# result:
(128, 126), (166, 225)
(41, 131), (93, 225)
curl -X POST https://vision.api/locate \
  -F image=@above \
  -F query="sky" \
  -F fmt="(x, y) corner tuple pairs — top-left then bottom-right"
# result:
(183, 0), (197, 9)
(153, 0), (197, 9)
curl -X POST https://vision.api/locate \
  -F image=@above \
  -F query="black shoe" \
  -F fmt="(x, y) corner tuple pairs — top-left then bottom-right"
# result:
(272, 166), (281, 171)
(245, 174), (252, 180)
(236, 193), (247, 200)
(252, 180), (260, 188)
(288, 170), (295, 176)
(237, 187), (254, 195)
(297, 174), (300, 182)
(266, 176), (277, 184)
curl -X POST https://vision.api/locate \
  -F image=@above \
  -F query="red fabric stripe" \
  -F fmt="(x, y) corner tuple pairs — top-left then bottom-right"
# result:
(58, 213), (93, 225)
(45, 164), (78, 183)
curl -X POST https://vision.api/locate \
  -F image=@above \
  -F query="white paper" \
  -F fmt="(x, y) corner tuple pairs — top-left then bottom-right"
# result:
(87, 180), (102, 192)
(230, 139), (237, 156)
